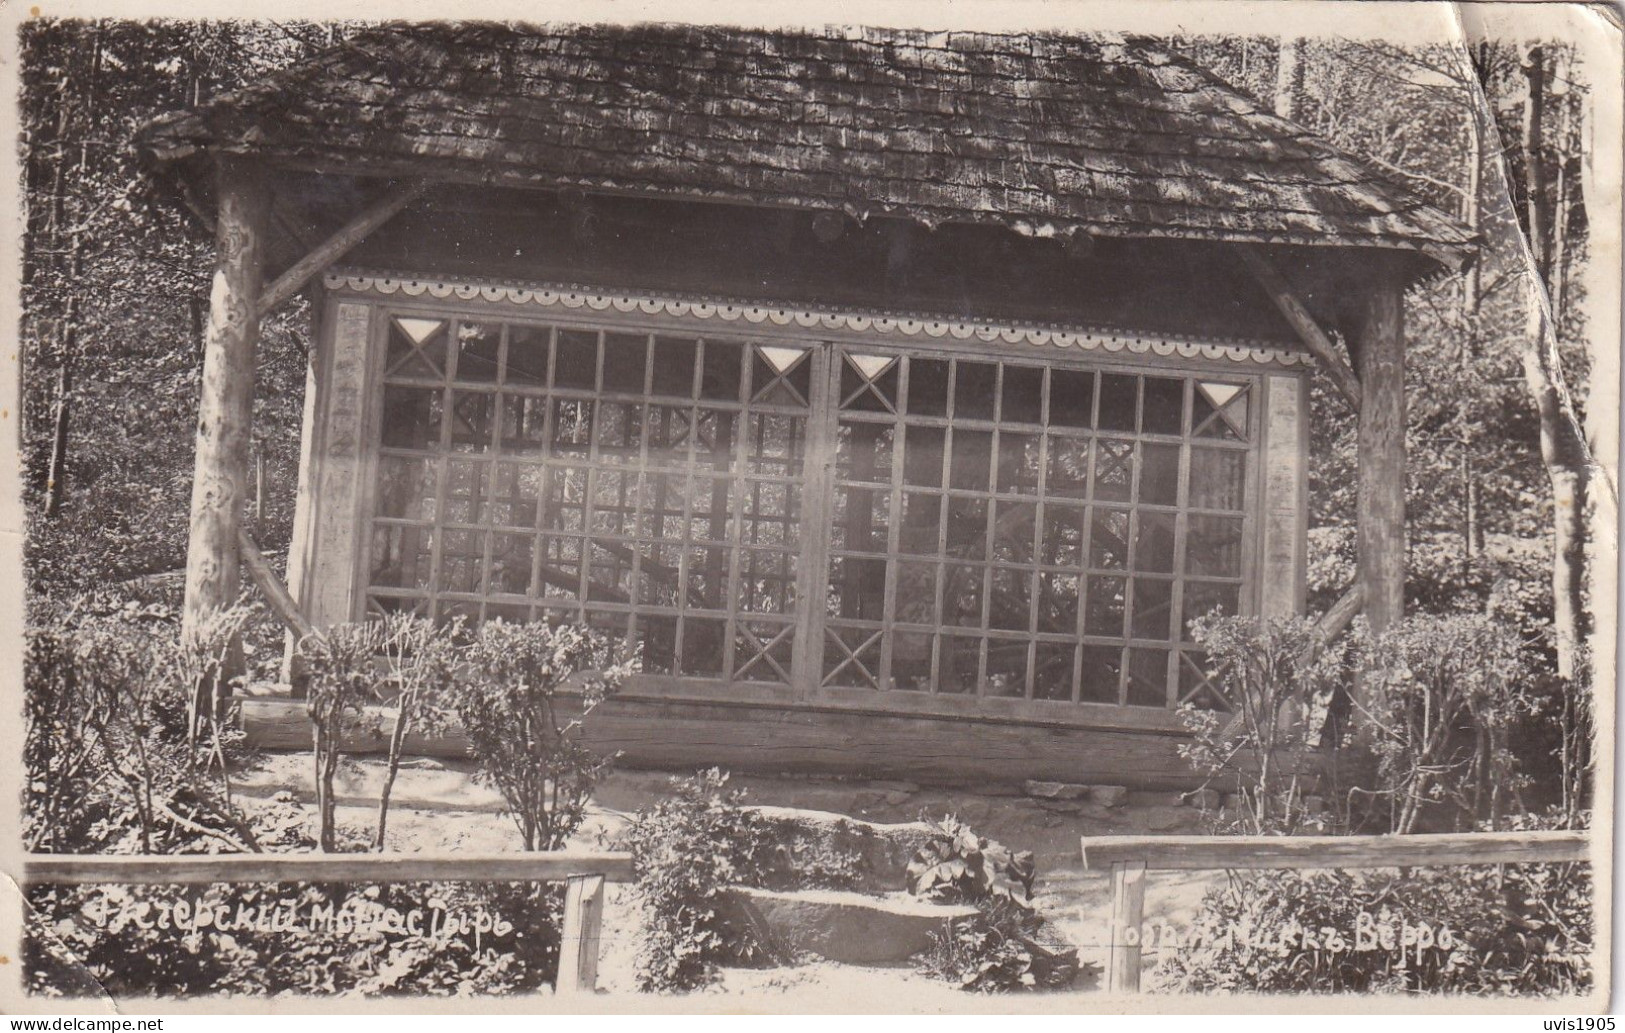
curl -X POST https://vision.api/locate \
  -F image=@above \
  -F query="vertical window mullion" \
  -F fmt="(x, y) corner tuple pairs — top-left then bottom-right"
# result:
(477, 409), (497, 612)
(472, 326), (501, 611)
(626, 333), (654, 646)
(1011, 364), (1040, 701)
(1169, 378), (1194, 706)
(672, 337), (707, 675)
(969, 365), (994, 697)
(793, 344), (836, 697)
(528, 327), (557, 621)
(878, 358), (904, 693)
(722, 348), (750, 680)
(426, 331), (455, 622)
(1072, 448), (1092, 703)
(573, 331), (603, 609)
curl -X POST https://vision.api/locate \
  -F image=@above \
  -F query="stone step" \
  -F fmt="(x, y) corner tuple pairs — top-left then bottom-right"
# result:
(720, 886), (978, 966)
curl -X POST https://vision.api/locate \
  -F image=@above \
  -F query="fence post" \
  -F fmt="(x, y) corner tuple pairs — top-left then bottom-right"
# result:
(1107, 859), (1147, 993)
(558, 873), (605, 995)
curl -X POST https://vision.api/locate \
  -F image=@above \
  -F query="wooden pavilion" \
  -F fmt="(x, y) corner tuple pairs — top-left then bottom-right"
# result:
(140, 23), (1474, 786)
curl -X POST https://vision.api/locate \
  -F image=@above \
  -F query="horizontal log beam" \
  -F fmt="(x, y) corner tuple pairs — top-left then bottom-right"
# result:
(25, 850), (636, 886)
(257, 179), (426, 319)
(236, 693), (1205, 789)
(1240, 246), (1363, 411)
(238, 527), (319, 643)
(1081, 829), (1589, 871)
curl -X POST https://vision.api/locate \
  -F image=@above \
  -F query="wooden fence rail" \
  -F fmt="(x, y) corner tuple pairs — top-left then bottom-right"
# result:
(1079, 830), (1591, 993)
(24, 851), (635, 996)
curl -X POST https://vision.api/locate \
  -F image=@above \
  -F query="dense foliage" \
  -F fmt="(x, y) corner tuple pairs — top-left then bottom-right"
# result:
(1165, 613), (1591, 994)
(906, 817), (1035, 905)
(1354, 614), (1539, 833)
(456, 621), (635, 851)
(907, 819), (1083, 993)
(22, 612), (575, 996)
(623, 770), (772, 992)
(1178, 615), (1348, 834)
(1155, 848), (1592, 996)
(24, 610), (255, 856)
(21, 22), (356, 600)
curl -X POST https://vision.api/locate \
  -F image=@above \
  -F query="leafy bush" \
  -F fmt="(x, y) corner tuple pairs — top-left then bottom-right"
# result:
(298, 621), (390, 852)
(372, 613), (461, 849)
(624, 769), (769, 992)
(907, 817), (1035, 903)
(917, 896), (1078, 993)
(25, 626), (112, 852)
(1354, 613), (1537, 833)
(1306, 526), (1553, 635)
(24, 613), (256, 856)
(907, 818), (1082, 992)
(1153, 851), (1592, 996)
(742, 821), (866, 893)
(1178, 614), (1347, 834)
(456, 620), (636, 851)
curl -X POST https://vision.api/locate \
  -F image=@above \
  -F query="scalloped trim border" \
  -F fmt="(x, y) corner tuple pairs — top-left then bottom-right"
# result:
(326, 270), (1311, 368)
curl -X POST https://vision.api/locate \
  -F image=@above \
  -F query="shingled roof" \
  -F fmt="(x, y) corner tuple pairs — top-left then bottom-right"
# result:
(142, 23), (1474, 267)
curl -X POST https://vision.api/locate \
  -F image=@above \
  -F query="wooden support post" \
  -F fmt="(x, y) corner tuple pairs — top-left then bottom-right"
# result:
(1240, 247), (1362, 411)
(1349, 266), (1407, 639)
(182, 157), (269, 641)
(557, 873), (606, 995)
(1106, 859), (1146, 994)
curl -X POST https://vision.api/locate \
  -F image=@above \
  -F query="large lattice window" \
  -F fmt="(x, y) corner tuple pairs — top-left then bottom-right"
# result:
(824, 349), (1251, 709)
(366, 313), (811, 685)
(362, 308), (1256, 710)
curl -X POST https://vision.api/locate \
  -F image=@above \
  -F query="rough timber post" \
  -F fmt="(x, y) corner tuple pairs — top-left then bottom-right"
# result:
(1106, 859), (1147, 993)
(182, 158), (269, 645)
(558, 873), (606, 994)
(1349, 260), (1407, 640)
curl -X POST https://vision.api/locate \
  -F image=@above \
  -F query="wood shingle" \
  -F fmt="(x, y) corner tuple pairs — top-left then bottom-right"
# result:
(142, 22), (1474, 266)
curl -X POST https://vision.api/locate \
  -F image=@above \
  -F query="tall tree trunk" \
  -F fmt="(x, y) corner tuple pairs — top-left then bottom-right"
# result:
(182, 157), (268, 639)
(41, 33), (98, 514)
(43, 205), (84, 516)
(1350, 265), (1408, 639)
(1274, 37), (1303, 120)
(1520, 45), (1591, 678)
(43, 357), (72, 516)
(1524, 327), (1590, 678)
(1462, 71), (1485, 325)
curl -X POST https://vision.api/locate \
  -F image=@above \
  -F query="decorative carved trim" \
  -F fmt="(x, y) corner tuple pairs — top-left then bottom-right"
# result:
(327, 269), (1312, 369)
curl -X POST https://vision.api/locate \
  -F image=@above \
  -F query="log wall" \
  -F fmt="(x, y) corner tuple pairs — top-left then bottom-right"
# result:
(240, 694), (1206, 790)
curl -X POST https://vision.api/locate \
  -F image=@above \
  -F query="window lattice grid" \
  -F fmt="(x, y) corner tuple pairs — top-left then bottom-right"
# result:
(364, 310), (1261, 711)
(822, 349), (1253, 708)
(365, 315), (809, 685)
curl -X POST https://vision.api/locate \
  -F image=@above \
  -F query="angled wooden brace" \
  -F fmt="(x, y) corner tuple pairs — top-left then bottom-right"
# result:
(256, 179), (428, 319)
(238, 527), (320, 644)
(1215, 584), (1364, 742)
(1240, 246), (1363, 411)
